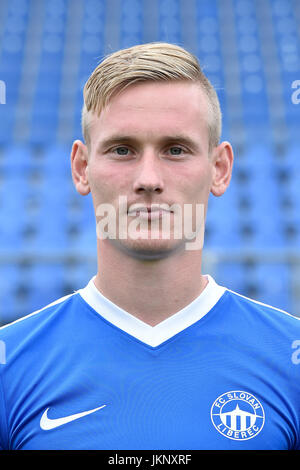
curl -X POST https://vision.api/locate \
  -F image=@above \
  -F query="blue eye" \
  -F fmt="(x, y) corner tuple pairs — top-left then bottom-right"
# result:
(114, 147), (129, 155)
(169, 147), (183, 155)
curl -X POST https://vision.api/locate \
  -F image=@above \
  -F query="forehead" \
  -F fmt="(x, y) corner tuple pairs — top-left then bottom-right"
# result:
(88, 81), (211, 143)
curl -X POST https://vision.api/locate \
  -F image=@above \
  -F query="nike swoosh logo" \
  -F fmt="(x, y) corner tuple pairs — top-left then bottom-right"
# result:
(40, 405), (106, 430)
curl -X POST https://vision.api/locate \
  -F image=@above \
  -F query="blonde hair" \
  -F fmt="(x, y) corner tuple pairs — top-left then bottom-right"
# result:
(82, 42), (222, 152)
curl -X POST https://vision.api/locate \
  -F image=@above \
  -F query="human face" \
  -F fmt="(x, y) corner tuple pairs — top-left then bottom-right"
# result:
(85, 81), (216, 258)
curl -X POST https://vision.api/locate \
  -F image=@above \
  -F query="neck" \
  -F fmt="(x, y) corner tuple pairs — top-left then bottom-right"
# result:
(93, 240), (208, 326)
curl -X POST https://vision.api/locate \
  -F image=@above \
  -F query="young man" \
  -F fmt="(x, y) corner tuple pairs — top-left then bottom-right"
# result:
(0, 43), (300, 450)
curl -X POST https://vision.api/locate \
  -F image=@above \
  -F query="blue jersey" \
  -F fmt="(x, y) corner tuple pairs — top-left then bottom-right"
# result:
(0, 275), (300, 450)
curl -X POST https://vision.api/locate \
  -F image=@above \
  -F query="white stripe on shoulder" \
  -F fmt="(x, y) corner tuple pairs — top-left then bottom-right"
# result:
(0, 292), (77, 331)
(226, 288), (300, 321)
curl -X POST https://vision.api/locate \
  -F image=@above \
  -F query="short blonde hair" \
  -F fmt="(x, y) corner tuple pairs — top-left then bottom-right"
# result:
(82, 42), (222, 152)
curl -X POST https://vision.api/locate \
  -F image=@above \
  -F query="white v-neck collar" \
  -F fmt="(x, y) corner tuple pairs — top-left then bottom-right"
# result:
(78, 275), (226, 347)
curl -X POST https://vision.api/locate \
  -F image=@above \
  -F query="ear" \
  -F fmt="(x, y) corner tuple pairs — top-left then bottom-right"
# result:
(71, 140), (90, 196)
(210, 141), (234, 197)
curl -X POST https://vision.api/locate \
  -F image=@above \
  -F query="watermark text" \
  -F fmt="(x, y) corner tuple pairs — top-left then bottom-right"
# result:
(0, 80), (6, 104)
(0, 340), (6, 364)
(95, 197), (205, 251)
(291, 80), (300, 104)
(291, 340), (300, 364)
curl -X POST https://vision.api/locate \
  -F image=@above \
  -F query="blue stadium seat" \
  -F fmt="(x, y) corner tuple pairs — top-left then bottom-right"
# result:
(0, 107), (15, 145)
(40, 144), (72, 176)
(246, 262), (292, 313)
(24, 263), (65, 310)
(215, 262), (247, 295)
(62, 259), (97, 292)
(0, 144), (36, 172)
(0, 264), (21, 325)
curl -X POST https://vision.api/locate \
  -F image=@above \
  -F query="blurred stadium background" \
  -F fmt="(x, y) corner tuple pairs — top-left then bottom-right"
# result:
(0, 0), (300, 325)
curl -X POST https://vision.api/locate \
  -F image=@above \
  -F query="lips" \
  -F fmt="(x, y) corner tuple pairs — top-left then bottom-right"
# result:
(127, 205), (173, 221)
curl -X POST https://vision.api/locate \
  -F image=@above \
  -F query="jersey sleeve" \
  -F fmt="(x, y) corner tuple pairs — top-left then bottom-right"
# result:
(0, 366), (9, 450)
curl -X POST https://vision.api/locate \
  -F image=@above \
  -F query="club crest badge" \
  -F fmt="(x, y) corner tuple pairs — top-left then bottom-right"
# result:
(211, 390), (265, 441)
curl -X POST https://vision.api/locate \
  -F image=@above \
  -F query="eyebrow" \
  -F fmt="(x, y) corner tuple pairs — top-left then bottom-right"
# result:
(97, 136), (138, 151)
(97, 134), (200, 152)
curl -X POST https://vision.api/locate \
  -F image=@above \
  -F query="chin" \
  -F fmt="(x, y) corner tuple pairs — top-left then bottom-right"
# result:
(110, 236), (185, 261)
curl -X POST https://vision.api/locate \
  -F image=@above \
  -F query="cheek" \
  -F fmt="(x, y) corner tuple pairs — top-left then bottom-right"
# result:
(87, 162), (130, 204)
(176, 166), (212, 202)
(87, 163), (111, 201)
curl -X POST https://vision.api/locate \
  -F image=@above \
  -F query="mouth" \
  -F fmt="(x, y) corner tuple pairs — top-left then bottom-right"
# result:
(127, 205), (173, 221)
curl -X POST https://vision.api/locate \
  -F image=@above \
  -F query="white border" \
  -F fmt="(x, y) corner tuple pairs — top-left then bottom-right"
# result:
(78, 275), (226, 347)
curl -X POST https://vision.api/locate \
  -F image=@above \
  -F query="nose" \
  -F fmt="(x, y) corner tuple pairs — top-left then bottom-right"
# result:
(133, 152), (164, 195)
